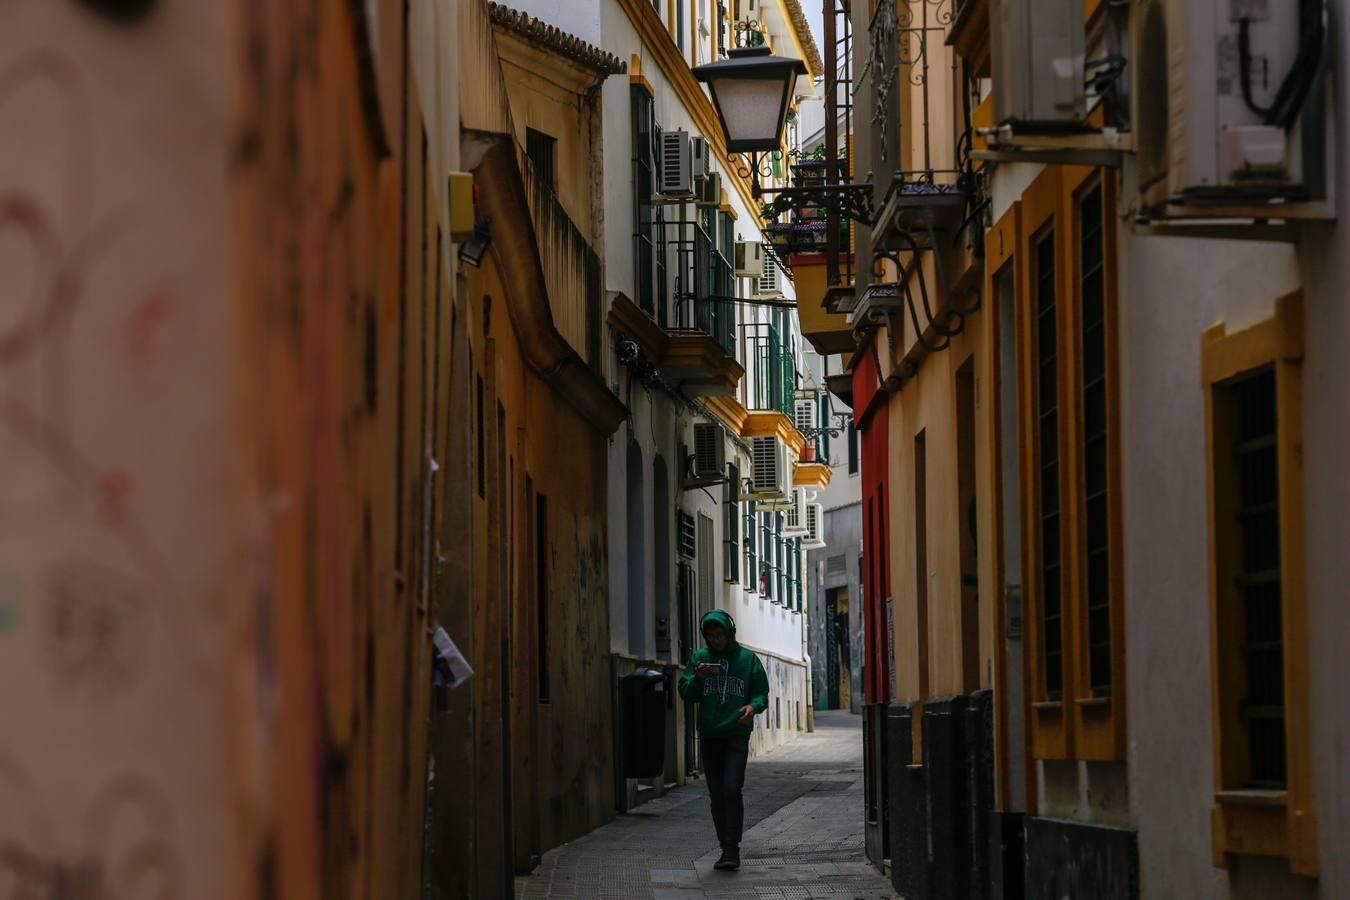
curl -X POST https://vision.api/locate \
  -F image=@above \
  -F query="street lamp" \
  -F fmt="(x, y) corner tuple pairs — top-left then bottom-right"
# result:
(693, 47), (806, 154)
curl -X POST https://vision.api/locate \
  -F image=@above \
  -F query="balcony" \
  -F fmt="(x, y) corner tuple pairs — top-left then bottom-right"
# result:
(947, 0), (991, 77)
(747, 323), (798, 420)
(791, 252), (857, 355)
(614, 196), (744, 397)
(663, 206), (742, 396)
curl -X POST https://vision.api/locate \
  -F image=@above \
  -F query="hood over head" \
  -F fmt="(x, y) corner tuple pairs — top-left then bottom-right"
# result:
(699, 609), (737, 645)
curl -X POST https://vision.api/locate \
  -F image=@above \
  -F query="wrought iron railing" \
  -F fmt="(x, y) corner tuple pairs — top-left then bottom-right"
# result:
(748, 324), (797, 418)
(669, 206), (736, 357)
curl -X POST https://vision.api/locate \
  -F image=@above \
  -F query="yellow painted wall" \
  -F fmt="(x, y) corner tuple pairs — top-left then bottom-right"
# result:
(886, 310), (997, 703)
(466, 235), (615, 872)
(496, 41), (598, 236)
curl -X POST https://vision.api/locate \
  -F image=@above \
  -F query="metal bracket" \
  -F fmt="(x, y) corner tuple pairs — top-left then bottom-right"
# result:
(971, 148), (1124, 168)
(761, 182), (877, 226)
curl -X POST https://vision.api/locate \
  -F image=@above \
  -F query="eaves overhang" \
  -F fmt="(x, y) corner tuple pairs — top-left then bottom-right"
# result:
(466, 131), (628, 436)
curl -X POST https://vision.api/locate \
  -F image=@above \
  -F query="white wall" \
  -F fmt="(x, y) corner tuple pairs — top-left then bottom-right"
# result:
(1297, 9), (1350, 891)
(504, 0), (604, 47)
(1120, 226), (1302, 899)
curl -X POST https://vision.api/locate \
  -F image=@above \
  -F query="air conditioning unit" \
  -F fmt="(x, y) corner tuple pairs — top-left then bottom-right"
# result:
(660, 130), (694, 199)
(802, 503), (826, 550)
(691, 136), (712, 179)
(794, 397), (818, 435)
(697, 171), (723, 208)
(1134, 0), (1332, 219)
(744, 435), (790, 502)
(735, 240), (764, 276)
(784, 488), (809, 537)
(686, 422), (727, 487)
(989, 0), (1086, 129)
(753, 251), (781, 299)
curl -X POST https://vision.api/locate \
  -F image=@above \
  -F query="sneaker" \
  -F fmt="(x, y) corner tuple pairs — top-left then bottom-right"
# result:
(714, 848), (740, 871)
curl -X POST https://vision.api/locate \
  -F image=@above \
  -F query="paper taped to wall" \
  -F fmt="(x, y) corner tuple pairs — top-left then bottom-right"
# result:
(433, 626), (474, 687)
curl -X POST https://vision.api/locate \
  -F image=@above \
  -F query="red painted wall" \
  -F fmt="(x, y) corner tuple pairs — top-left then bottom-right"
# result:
(854, 345), (891, 705)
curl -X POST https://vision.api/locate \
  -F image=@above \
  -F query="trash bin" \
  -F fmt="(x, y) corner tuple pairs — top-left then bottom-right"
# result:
(620, 668), (667, 778)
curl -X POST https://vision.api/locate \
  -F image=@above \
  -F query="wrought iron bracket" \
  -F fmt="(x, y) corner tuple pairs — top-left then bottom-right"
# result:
(799, 410), (851, 442)
(760, 183), (876, 226)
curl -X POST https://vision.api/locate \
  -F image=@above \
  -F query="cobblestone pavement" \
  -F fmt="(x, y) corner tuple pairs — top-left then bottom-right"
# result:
(515, 711), (897, 899)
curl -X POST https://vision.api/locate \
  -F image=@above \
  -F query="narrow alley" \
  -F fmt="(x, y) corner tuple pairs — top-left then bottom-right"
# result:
(8, 0), (1350, 899)
(516, 712), (894, 900)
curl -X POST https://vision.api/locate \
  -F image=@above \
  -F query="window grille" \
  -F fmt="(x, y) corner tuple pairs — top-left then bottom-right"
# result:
(761, 511), (774, 599)
(723, 464), (740, 583)
(776, 512), (787, 604)
(526, 127), (557, 192)
(678, 511), (697, 560)
(631, 87), (668, 322)
(1035, 227), (1063, 700)
(847, 419), (859, 474)
(1080, 184), (1111, 695)
(1231, 369), (1285, 788)
(744, 499), (757, 588)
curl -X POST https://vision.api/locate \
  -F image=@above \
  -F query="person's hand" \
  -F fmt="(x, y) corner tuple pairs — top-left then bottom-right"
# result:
(737, 705), (755, 724)
(695, 662), (719, 678)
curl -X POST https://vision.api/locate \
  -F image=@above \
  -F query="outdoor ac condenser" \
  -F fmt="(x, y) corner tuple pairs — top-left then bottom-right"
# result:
(1134, 0), (1332, 217)
(794, 397), (818, 435)
(697, 171), (723, 207)
(784, 488), (810, 537)
(735, 240), (765, 277)
(753, 251), (781, 299)
(990, 0), (1086, 129)
(802, 503), (826, 550)
(691, 135), (712, 178)
(660, 130), (694, 198)
(688, 422), (727, 486)
(745, 435), (790, 502)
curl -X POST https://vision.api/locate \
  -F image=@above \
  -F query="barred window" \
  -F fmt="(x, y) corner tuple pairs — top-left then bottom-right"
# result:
(723, 463), (740, 583)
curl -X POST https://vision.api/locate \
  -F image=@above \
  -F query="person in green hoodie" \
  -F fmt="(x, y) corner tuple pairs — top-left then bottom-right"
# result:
(677, 609), (770, 872)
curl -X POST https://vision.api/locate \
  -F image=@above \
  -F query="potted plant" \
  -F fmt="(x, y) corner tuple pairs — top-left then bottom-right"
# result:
(765, 221), (796, 250)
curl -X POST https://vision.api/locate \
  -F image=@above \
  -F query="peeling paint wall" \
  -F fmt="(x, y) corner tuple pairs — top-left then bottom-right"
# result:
(0, 3), (231, 897)
(231, 0), (450, 896)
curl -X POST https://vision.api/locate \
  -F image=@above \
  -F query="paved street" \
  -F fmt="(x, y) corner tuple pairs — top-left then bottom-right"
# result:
(515, 711), (896, 899)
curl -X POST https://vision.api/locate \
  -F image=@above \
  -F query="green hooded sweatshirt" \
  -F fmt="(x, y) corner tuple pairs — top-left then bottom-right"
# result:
(677, 610), (770, 738)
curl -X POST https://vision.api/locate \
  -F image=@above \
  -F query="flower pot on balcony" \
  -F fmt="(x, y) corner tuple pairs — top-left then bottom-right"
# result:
(791, 159), (827, 186)
(792, 221), (828, 250)
(765, 222), (795, 251)
(801, 444), (816, 462)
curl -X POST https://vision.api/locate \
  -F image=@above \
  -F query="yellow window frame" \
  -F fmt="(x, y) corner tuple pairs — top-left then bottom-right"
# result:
(1202, 292), (1317, 877)
(1014, 164), (1126, 765)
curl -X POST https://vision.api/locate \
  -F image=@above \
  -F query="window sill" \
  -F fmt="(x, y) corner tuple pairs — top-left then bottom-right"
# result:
(1212, 790), (1293, 868)
(1074, 696), (1111, 709)
(1216, 789), (1287, 809)
(1031, 700), (1063, 711)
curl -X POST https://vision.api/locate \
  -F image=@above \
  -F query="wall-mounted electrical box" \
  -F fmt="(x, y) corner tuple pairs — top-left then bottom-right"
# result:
(448, 172), (476, 242)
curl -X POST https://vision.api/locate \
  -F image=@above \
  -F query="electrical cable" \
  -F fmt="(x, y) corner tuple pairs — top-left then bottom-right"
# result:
(1238, 0), (1326, 130)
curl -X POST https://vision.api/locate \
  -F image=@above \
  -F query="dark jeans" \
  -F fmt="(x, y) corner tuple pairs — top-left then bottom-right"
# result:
(701, 734), (749, 851)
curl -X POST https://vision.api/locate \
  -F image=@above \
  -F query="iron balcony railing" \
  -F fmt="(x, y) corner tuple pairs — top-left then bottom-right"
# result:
(670, 207), (737, 357)
(748, 324), (797, 419)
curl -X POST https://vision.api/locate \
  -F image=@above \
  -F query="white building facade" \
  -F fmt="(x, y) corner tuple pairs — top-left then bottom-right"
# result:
(506, 0), (824, 805)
